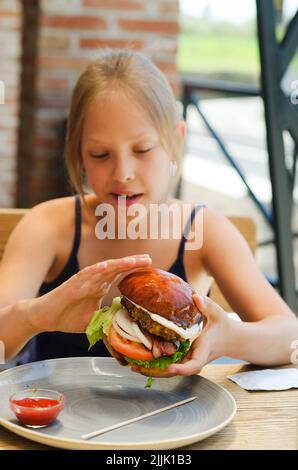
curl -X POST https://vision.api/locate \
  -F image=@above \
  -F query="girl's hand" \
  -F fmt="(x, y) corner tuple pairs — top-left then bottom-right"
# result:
(28, 254), (152, 334)
(131, 293), (230, 378)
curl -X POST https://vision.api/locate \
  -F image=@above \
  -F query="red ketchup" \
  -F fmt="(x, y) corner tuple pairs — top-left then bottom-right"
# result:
(10, 397), (64, 427)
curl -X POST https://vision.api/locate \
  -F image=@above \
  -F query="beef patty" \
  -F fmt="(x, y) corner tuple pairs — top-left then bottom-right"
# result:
(121, 296), (183, 341)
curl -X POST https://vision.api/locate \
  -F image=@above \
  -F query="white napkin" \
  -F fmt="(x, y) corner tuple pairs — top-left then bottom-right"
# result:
(228, 368), (298, 391)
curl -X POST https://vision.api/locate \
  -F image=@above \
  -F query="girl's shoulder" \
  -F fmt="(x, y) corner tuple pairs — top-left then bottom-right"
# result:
(0, 197), (77, 295)
(172, 200), (230, 233)
(31, 195), (75, 213)
(200, 206), (255, 268)
(172, 200), (236, 255)
(28, 194), (96, 244)
(202, 206), (239, 239)
(24, 196), (78, 246)
(29, 195), (76, 226)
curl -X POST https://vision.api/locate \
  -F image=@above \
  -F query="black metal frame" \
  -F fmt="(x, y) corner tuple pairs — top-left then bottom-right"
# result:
(256, 0), (297, 312)
(179, 0), (298, 313)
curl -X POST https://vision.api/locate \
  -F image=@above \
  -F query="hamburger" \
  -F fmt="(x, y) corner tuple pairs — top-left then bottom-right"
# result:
(86, 267), (203, 379)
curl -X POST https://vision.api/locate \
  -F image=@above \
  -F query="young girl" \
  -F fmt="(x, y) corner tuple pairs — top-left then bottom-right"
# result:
(0, 49), (297, 376)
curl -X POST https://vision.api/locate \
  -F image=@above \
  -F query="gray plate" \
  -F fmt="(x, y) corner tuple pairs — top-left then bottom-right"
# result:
(0, 357), (236, 450)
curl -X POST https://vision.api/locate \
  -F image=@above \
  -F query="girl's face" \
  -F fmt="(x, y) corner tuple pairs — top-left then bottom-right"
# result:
(81, 89), (177, 211)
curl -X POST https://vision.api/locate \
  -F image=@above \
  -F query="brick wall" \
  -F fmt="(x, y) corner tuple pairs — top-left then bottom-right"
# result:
(0, 0), (22, 207)
(1, 0), (180, 208)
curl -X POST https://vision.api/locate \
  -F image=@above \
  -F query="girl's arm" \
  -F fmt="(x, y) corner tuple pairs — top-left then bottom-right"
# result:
(226, 311), (298, 365)
(201, 207), (296, 323)
(165, 291), (298, 376)
(0, 201), (59, 361)
(0, 300), (39, 362)
(0, 201), (59, 307)
(157, 208), (298, 377)
(0, 255), (152, 362)
(196, 208), (297, 368)
(0, 200), (152, 362)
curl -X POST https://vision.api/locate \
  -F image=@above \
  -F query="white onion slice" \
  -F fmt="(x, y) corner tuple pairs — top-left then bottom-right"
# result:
(112, 319), (141, 342)
(132, 322), (153, 350)
(115, 308), (137, 337)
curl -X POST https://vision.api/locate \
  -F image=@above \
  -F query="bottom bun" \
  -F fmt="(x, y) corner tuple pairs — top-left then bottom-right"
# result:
(131, 365), (173, 377)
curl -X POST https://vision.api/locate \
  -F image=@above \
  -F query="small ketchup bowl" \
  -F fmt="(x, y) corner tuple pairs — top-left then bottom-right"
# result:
(9, 388), (64, 428)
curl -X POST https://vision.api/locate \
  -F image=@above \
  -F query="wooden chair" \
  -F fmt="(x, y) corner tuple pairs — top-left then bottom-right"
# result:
(0, 208), (28, 261)
(0, 209), (256, 311)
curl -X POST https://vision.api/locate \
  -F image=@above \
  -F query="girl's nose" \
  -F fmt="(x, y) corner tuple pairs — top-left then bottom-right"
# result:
(112, 156), (136, 183)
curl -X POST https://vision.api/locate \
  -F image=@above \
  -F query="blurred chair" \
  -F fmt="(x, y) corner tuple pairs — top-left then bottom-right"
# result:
(0, 208), (28, 261)
(210, 216), (256, 312)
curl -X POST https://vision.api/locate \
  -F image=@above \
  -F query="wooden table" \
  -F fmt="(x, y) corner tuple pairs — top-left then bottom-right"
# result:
(0, 363), (297, 450)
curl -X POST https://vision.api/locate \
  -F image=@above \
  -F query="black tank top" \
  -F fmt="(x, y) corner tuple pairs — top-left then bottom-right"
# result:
(18, 196), (204, 364)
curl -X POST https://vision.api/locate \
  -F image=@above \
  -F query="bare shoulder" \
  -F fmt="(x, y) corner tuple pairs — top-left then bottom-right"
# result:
(0, 196), (76, 305)
(201, 206), (252, 257)
(2, 196), (77, 260)
(202, 206), (233, 231)
(199, 206), (253, 274)
(31, 195), (76, 229)
(29, 196), (75, 220)
(200, 207), (294, 320)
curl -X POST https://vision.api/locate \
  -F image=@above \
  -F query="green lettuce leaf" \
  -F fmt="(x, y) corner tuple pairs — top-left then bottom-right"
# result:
(124, 340), (190, 370)
(86, 296), (122, 350)
(145, 377), (155, 389)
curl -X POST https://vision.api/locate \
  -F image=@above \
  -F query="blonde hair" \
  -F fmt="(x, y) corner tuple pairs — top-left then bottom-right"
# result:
(64, 49), (183, 197)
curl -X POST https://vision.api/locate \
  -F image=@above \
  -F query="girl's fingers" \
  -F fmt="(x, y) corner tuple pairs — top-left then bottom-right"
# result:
(95, 255), (152, 273)
(167, 359), (203, 376)
(79, 256), (151, 295)
(78, 255), (150, 280)
(168, 337), (210, 376)
(103, 254), (151, 267)
(99, 281), (111, 293)
(102, 272), (123, 285)
(89, 256), (152, 284)
(193, 293), (223, 322)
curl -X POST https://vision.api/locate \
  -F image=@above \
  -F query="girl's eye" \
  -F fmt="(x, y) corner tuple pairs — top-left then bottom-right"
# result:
(136, 148), (152, 154)
(90, 153), (109, 159)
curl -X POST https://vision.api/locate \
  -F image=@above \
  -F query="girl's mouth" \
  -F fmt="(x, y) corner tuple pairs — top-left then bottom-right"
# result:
(110, 193), (144, 207)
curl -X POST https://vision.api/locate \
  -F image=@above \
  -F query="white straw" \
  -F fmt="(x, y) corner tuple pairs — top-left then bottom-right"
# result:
(81, 396), (197, 441)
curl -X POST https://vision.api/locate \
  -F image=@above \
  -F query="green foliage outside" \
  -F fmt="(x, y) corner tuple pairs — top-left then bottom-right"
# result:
(177, 16), (298, 82)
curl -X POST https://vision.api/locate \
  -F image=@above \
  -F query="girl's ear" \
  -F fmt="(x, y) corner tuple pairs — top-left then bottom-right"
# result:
(175, 120), (187, 148)
(176, 121), (186, 142)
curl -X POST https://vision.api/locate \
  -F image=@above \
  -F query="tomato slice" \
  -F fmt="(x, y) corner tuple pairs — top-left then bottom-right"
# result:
(108, 325), (154, 361)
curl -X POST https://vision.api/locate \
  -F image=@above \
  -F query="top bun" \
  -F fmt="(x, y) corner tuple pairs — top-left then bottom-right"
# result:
(118, 267), (201, 327)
